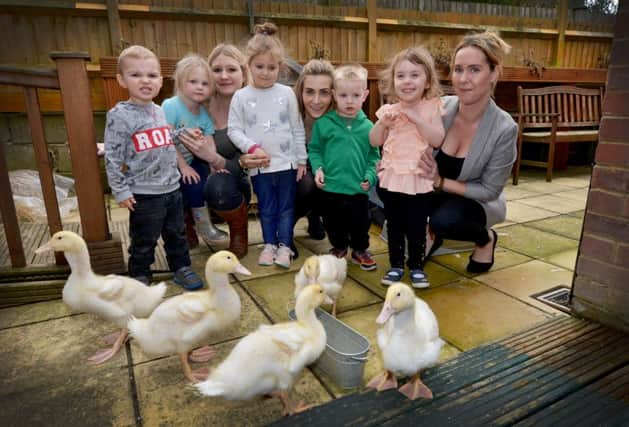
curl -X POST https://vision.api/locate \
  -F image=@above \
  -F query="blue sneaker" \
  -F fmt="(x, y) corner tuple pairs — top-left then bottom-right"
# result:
(410, 269), (429, 289)
(173, 266), (204, 291)
(381, 268), (404, 286)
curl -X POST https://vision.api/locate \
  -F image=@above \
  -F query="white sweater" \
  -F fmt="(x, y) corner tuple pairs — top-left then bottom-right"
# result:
(228, 83), (306, 176)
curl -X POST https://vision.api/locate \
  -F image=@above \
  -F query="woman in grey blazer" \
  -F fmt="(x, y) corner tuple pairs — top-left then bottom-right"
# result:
(419, 31), (517, 273)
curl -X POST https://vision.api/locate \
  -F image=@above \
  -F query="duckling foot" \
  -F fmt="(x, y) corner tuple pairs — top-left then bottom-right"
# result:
(398, 375), (433, 400)
(190, 367), (210, 382)
(101, 331), (130, 346)
(189, 346), (216, 363)
(180, 353), (210, 382)
(89, 329), (128, 364)
(273, 391), (312, 416)
(366, 370), (398, 391)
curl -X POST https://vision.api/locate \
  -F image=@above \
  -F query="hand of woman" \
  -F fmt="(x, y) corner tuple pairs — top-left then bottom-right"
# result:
(418, 150), (440, 182)
(314, 168), (325, 188)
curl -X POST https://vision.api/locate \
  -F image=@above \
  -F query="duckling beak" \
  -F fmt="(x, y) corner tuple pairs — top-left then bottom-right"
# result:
(376, 301), (394, 324)
(35, 241), (53, 255)
(234, 264), (251, 276)
(324, 295), (334, 305)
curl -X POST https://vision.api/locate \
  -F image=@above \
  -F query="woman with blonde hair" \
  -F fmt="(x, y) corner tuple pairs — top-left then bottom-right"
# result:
(421, 31), (517, 273)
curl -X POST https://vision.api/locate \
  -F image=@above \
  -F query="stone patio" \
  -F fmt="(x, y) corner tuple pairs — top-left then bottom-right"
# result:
(0, 166), (591, 426)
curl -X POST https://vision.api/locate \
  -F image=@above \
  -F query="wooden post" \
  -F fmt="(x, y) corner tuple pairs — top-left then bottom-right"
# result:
(555, 0), (569, 67)
(247, 0), (255, 34)
(0, 139), (26, 267)
(106, 0), (123, 55)
(367, 0), (377, 62)
(50, 52), (109, 243)
(23, 87), (65, 266)
(367, 0), (379, 121)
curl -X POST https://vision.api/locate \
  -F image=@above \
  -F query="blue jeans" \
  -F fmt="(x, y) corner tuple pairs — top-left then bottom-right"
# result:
(180, 157), (209, 209)
(251, 169), (297, 247)
(128, 190), (190, 278)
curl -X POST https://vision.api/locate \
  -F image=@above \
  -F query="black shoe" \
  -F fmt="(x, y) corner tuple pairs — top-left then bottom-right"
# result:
(307, 214), (326, 240)
(467, 229), (498, 273)
(426, 235), (443, 259)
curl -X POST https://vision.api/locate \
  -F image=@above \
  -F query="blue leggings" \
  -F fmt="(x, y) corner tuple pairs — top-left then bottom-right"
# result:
(180, 157), (209, 209)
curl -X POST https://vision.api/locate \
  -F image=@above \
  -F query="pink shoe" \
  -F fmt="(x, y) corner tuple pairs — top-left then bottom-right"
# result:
(258, 244), (276, 266)
(274, 244), (293, 269)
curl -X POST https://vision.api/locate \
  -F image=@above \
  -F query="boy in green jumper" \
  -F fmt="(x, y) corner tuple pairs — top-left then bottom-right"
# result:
(308, 64), (381, 270)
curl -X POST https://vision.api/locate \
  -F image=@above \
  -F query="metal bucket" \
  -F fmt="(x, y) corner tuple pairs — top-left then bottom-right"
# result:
(288, 307), (370, 389)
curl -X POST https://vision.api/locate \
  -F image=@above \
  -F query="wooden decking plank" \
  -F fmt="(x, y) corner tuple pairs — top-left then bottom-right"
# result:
(515, 364), (629, 427)
(377, 327), (621, 426)
(273, 319), (578, 427)
(490, 340), (629, 425)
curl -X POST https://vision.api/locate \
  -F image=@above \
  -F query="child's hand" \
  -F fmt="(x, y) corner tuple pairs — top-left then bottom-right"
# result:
(379, 111), (399, 127)
(314, 168), (325, 188)
(180, 163), (200, 184)
(251, 147), (271, 168)
(360, 179), (370, 191)
(119, 197), (136, 212)
(296, 164), (307, 182)
(401, 106), (425, 126)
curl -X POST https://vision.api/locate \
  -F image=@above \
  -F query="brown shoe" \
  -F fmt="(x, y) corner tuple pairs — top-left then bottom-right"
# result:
(216, 200), (249, 259)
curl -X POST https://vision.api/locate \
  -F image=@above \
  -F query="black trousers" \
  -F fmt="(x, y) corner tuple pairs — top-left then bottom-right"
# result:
(378, 187), (430, 270)
(320, 191), (370, 252)
(429, 191), (490, 247)
(128, 190), (190, 278)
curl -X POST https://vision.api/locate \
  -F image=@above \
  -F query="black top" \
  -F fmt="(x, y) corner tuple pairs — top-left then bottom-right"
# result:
(436, 149), (465, 180)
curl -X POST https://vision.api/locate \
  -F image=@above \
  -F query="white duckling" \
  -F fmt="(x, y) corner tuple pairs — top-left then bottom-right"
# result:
(195, 284), (332, 416)
(367, 282), (444, 400)
(294, 254), (347, 317)
(128, 250), (250, 383)
(35, 230), (167, 364)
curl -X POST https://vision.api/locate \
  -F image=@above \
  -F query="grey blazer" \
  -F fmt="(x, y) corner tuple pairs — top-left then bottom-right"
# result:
(441, 96), (518, 227)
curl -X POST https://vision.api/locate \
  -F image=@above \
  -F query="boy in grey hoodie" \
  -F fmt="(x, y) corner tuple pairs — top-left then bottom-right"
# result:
(104, 45), (203, 290)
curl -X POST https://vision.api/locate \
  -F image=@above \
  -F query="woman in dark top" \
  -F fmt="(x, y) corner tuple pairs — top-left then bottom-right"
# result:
(420, 31), (518, 273)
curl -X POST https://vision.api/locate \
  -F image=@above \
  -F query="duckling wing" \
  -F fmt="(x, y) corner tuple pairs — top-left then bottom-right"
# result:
(294, 267), (309, 299)
(176, 300), (207, 323)
(259, 324), (304, 352)
(98, 277), (126, 300)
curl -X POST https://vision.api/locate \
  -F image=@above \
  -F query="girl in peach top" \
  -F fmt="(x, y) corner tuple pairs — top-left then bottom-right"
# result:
(370, 47), (445, 288)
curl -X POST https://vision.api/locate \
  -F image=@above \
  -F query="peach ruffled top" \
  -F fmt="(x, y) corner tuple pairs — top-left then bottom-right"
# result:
(377, 98), (444, 195)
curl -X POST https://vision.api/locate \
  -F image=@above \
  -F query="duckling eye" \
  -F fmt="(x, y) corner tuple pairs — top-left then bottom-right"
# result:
(396, 292), (401, 297)
(56, 236), (62, 240)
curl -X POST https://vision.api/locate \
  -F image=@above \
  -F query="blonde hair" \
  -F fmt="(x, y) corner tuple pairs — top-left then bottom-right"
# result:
(208, 43), (249, 87)
(172, 53), (212, 98)
(294, 59), (335, 117)
(380, 47), (441, 102)
(333, 64), (368, 89)
(117, 45), (160, 73)
(453, 31), (511, 91)
(245, 22), (285, 65)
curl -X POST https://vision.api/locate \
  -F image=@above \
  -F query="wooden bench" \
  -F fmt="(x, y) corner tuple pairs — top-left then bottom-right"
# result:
(512, 85), (603, 184)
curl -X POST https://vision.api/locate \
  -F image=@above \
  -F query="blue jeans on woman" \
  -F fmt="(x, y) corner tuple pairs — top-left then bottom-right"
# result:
(251, 169), (297, 247)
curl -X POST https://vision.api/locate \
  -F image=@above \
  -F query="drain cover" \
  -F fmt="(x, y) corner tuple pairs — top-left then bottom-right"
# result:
(532, 286), (572, 313)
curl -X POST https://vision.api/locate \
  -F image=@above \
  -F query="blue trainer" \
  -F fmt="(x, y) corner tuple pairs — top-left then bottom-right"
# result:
(410, 268), (429, 289)
(173, 266), (204, 291)
(381, 268), (404, 286)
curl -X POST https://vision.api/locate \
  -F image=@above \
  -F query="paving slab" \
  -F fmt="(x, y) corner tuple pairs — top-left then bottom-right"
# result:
(0, 314), (135, 426)
(498, 224), (579, 259)
(420, 279), (551, 351)
(543, 248), (578, 271)
(475, 259), (574, 314)
(240, 271), (381, 323)
(0, 298), (72, 328)
(517, 194), (587, 214)
(506, 200), (559, 223)
(525, 214), (584, 240)
(431, 245), (532, 278)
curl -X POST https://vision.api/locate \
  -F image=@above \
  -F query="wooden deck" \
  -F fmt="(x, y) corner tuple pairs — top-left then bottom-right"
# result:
(0, 220), (169, 272)
(272, 316), (629, 426)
